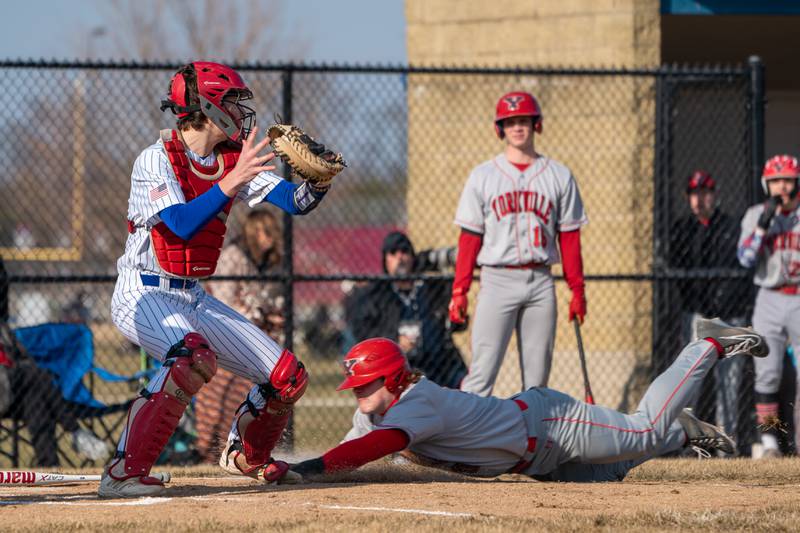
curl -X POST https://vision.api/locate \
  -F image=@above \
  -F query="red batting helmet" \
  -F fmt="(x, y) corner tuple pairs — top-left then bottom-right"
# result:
(686, 170), (716, 193)
(761, 154), (800, 194)
(161, 61), (256, 143)
(494, 91), (543, 139)
(337, 338), (411, 394)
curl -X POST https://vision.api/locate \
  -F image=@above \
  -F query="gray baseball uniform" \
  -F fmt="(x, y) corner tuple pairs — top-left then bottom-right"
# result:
(738, 203), (800, 395)
(454, 154), (587, 395)
(344, 339), (717, 482)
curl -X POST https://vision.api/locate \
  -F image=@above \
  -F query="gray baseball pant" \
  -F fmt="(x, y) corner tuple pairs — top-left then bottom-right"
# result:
(751, 287), (800, 394)
(461, 265), (556, 396)
(517, 339), (719, 481)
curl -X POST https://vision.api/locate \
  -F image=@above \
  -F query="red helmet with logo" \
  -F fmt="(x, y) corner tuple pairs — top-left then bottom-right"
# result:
(494, 91), (543, 139)
(761, 155), (800, 194)
(161, 61), (256, 143)
(337, 338), (411, 394)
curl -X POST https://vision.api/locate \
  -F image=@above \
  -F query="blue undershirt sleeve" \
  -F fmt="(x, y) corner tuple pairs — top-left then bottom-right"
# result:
(264, 180), (327, 215)
(265, 180), (300, 214)
(158, 184), (230, 241)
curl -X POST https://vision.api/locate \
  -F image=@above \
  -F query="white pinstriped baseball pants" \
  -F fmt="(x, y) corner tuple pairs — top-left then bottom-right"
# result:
(111, 268), (283, 384)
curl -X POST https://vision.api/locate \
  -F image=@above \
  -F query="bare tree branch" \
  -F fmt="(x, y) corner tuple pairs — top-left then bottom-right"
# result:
(83, 0), (308, 63)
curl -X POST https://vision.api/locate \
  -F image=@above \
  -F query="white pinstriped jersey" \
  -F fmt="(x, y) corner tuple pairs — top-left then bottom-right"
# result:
(344, 378), (528, 474)
(118, 138), (284, 277)
(454, 154), (587, 266)
(110, 137), (286, 385)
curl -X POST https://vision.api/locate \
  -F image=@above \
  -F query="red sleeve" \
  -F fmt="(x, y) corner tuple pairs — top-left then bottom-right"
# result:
(452, 229), (482, 295)
(321, 428), (410, 473)
(558, 229), (584, 291)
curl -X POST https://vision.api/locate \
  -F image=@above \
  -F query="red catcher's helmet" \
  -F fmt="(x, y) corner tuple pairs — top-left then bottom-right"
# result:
(761, 154), (800, 193)
(160, 61), (256, 143)
(494, 91), (543, 139)
(686, 170), (715, 193)
(337, 338), (411, 394)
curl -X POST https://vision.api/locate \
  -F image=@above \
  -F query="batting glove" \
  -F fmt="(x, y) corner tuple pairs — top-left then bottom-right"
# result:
(757, 195), (783, 231)
(569, 288), (587, 324)
(448, 288), (469, 325)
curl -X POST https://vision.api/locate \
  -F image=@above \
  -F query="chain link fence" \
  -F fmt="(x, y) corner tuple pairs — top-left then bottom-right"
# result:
(0, 60), (770, 467)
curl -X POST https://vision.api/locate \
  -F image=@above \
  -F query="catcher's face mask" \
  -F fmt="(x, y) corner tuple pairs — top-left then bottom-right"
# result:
(220, 92), (256, 141)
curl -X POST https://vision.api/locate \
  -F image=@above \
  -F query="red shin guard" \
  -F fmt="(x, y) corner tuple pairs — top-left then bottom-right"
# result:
(110, 333), (217, 480)
(114, 392), (187, 478)
(236, 349), (308, 471)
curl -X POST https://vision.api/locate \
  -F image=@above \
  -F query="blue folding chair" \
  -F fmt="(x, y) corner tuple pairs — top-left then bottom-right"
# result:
(0, 322), (153, 468)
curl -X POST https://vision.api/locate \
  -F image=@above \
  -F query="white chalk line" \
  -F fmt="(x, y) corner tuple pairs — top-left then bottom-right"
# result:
(311, 503), (473, 518)
(0, 491), (257, 507)
(0, 497), (171, 507)
(0, 495), (476, 518)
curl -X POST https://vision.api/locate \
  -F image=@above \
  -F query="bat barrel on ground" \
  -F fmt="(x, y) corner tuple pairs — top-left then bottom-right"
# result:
(573, 319), (595, 405)
(0, 471), (171, 485)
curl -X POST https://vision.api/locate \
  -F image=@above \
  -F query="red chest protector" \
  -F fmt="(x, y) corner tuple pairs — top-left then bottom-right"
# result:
(150, 129), (240, 278)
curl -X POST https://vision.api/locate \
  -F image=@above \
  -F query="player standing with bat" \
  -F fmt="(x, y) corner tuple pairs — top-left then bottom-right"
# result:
(737, 155), (800, 458)
(449, 91), (588, 396)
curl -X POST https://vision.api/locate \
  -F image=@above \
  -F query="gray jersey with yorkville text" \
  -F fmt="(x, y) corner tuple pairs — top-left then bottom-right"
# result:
(739, 204), (800, 288)
(454, 154), (587, 266)
(344, 378), (528, 474)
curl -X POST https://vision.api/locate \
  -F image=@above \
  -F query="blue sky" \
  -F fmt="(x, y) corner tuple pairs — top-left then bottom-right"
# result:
(0, 0), (406, 64)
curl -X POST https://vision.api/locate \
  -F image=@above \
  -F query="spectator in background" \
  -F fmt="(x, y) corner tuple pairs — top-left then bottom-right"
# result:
(668, 171), (752, 448)
(196, 209), (285, 462)
(0, 257), (109, 466)
(348, 231), (467, 389)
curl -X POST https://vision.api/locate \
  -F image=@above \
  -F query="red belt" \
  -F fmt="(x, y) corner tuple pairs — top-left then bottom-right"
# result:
(508, 399), (538, 474)
(771, 285), (799, 295)
(500, 261), (545, 270)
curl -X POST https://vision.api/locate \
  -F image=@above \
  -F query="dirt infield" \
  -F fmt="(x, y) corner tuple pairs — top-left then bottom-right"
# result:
(2, 459), (799, 532)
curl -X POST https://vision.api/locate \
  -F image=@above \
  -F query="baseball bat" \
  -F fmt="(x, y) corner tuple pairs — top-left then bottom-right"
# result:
(573, 319), (595, 405)
(0, 471), (100, 485)
(0, 471), (171, 485)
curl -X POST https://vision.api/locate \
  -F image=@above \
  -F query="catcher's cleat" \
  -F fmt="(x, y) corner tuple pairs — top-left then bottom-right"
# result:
(678, 408), (736, 455)
(219, 439), (254, 478)
(219, 439), (302, 484)
(98, 468), (167, 498)
(695, 317), (768, 358)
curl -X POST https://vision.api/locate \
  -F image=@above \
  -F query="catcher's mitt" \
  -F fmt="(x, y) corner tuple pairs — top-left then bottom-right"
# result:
(267, 123), (346, 188)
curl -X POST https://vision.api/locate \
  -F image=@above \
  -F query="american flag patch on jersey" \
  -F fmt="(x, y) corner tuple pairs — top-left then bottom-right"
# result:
(149, 183), (168, 202)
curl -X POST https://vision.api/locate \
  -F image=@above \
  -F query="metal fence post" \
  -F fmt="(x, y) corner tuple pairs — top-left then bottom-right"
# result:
(279, 67), (296, 451)
(651, 70), (673, 377)
(749, 56), (765, 205)
(281, 67), (295, 353)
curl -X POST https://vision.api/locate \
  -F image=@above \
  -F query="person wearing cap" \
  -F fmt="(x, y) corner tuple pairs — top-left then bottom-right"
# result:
(667, 170), (752, 451)
(346, 231), (467, 389)
(449, 91), (587, 397)
(737, 155), (800, 458)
